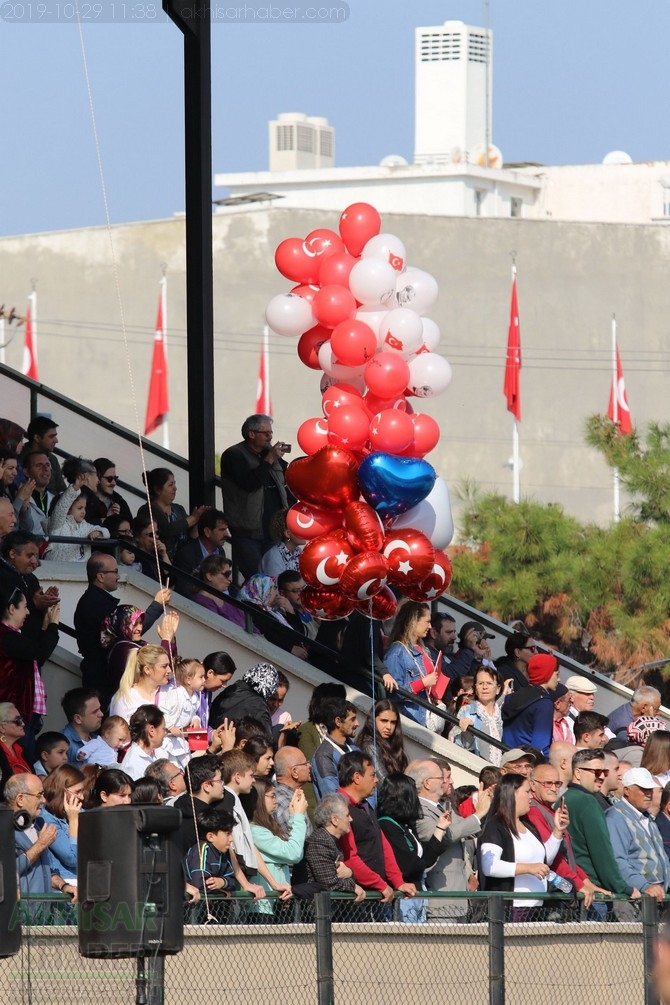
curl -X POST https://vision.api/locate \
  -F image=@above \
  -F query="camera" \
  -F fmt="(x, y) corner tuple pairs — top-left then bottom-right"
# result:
(279, 442), (292, 453)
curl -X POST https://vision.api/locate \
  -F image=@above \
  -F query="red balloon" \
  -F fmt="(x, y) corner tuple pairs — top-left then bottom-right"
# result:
(403, 551), (453, 601)
(327, 406), (370, 452)
(363, 391), (409, 417)
(353, 585), (397, 620)
(319, 252), (358, 288)
(330, 320), (377, 367)
(339, 551), (389, 601)
(312, 285), (357, 329)
(343, 501), (385, 553)
(291, 283), (320, 304)
(286, 502), (343, 541)
(304, 228), (345, 259)
(286, 446), (360, 510)
(297, 417), (330, 455)
(369, 409), (415, 454)
(298, 326), (331, 370)
(364, 353), (411, 398)
(382, 529), (435, 586)
(339, 203), (382, 257)
(300, 532), (354, 589)
(301, 586), (354, 620)
(409, 413), (441, 457)
(275, 237), (320, 284)
(321, 382), (365, 418)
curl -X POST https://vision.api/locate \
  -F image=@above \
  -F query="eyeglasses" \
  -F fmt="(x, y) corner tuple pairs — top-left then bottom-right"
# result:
(520, 645), (538, 653)
(533, 779), (561, 788)
(167, 770), (184, 782)
(2, 715), (24, 725)
(22, 789), (44, 799)
(292, 761), (310, 769)
(220, 571), (233, 578)
(102, 475), (118, 483)
(578, 767), (609, 778)
(252, 429), (273, 436)
(425, 775), (444, 784)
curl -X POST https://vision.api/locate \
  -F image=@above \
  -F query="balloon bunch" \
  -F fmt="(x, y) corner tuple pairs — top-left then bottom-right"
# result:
(265, 202), (455, 620)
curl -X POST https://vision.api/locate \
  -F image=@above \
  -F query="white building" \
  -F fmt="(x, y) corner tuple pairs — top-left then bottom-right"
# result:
(414, 20), (492, 167)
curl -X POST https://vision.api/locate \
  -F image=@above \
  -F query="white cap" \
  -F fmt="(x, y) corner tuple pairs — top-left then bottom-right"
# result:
(565, 675), (597, 694)
(622, 767), (662, 789)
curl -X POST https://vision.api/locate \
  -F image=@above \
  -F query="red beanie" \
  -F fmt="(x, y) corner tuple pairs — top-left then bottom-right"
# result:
(528, 653), (557, 686)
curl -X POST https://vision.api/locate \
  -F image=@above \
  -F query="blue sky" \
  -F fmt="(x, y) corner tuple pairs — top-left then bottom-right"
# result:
(1, 0), (667, 236)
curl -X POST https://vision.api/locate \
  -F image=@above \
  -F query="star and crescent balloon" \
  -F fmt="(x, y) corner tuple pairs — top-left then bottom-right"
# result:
(265, 202), (455, 619)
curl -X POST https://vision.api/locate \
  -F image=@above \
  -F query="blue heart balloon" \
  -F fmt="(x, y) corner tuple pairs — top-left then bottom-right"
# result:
(358, 453), (437, 519)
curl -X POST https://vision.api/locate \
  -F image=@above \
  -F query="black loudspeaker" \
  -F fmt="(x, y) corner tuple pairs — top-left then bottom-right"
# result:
(78, 806), (184, 958)
(0, 806), (21, 958)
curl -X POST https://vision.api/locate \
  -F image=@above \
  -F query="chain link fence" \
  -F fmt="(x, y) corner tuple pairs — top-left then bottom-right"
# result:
(0, 892), (662, 1004)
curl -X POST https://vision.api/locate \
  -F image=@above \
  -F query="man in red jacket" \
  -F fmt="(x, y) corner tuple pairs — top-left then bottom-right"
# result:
(337, 751), (416, 918)
(528, 760), (609, 910)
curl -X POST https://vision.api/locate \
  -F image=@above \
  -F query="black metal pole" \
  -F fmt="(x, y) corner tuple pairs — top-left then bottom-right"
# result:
(162, 0), (216, 509)
(643, 894), (660, 1005)
(488, 894), (505, 1005)
(314, 891), (335, 1005)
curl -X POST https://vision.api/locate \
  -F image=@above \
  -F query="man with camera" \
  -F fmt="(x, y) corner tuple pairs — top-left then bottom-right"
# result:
(220, 414), (293, 581)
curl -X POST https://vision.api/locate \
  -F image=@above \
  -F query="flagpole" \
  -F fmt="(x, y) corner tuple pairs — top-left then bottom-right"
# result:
(161, 270), (169, 450)
(612, 314), (620, 523)
(511, 260), (520, 503)
(263, 324), (271, 415)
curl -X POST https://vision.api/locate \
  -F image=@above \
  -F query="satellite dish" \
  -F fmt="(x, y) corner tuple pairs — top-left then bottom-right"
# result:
(468, 143), (503, 169)
(602, 150), (633, 165)
(379, 154), (409, 167)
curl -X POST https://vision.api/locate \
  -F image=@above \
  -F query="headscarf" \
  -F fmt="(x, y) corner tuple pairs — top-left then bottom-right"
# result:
(100, 604), (144, 649)
(242, 662), (280, 700)
(237, 574), (292, 627)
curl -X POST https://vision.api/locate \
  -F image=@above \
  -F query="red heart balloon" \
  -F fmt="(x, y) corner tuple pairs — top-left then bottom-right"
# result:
(286, 502), (342, 541)
(299, 531), (354, 588)
(353, 585), (397, 620)
(286, 446), (360, 510)
(339, 551), (389, 601)
(403, 551), (453, 601)
(301, 586), (354, 620)
(382, 529), (435, 586)
(343, 501), (385, 553)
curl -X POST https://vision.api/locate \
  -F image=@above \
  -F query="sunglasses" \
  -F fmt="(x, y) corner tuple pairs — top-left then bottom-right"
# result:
(520, 645), (538, 653)
(102, 475), (118, 482)
(578, 767), (609, 778)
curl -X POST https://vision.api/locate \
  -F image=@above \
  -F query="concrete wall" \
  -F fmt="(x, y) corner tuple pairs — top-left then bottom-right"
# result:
(2, 208), (669, 529)
(0, 920), (645, 1005)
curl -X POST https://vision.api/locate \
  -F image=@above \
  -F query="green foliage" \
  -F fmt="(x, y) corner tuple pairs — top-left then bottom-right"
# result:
(585, 417), (670, 523)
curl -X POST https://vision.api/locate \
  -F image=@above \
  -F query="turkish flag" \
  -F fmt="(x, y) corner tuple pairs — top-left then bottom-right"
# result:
(144, 295), (169, 435)
(22, 304), (38, 380)
(607, 344), (633, 435)
(256, 334), (272, 415)
(503, 273), (521, 421)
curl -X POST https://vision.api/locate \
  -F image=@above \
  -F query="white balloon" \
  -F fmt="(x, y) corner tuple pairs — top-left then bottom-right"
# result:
(265, 293), (314, 338)
(379, 307), (424, 357)
(407, 353), (452, 397)
(355, 307), (387, 342)
(320, 372), (367, 395)
(395, 267), (439, 314)
(318, 341), (366, 382)
(361, 233), (407, 273)
(389, 477), (454, 550)
(349, 259), (398, 308)
(421, 317), (441, 352)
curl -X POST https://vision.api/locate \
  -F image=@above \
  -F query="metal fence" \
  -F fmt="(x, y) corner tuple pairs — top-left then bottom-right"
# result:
(0, 891), (663, 1005)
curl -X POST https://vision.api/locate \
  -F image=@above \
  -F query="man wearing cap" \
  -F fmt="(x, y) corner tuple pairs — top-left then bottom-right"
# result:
(610, 686), (663, 741)
(425, 612), (457, 665)
(495, 632), (539, 691)
(449, 621), (496, 679)
(565, 675), (597, 718)
(563, 748), (638, 918)
(501, 653), (559, 758)
(607, 767), (669, 903)
(499, 748), (535, 776)
(552, 683), (574, 743)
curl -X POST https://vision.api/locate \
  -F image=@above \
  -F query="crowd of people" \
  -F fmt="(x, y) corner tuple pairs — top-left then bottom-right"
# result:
(1, 412), (670, 927)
